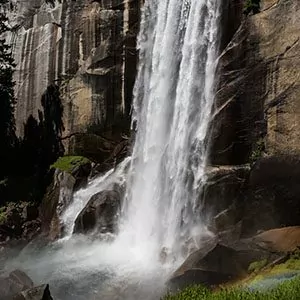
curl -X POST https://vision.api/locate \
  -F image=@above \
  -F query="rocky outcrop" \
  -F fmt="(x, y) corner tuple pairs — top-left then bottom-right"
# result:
(0, 203), (40, 243)
(39, 161), (92, 240)
(0, 270), (33, 298)
(0, 270), (53, 300)
(73, 188), (122, 235)
(13, 284), (53, 300)
(8, 0), (140, 160)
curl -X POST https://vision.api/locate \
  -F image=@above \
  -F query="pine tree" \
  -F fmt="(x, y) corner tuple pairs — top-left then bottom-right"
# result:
(0, 1), (16, 180)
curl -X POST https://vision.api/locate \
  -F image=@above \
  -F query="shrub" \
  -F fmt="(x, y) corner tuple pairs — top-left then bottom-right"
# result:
(248, 259), (268, 273)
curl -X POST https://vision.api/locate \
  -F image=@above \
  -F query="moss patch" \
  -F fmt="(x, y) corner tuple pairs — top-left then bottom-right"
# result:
(163, 276), (300, 300)
(0, 206), (7, 225)
(248, 259), (268, 273)
(51, 156), (90, 173)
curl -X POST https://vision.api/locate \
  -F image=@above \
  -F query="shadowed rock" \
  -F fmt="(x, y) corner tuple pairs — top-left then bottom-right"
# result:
(73, 189), (121, 235)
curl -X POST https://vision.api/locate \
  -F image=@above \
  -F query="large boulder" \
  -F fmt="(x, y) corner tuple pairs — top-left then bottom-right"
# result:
(247, 226), (300, 253)
(169, 226), (299, 291)
(13, 284), (53, 300)
(73, 189), (121, 235)
(0, 270), (34, 298)
(169, 243), (247, 290)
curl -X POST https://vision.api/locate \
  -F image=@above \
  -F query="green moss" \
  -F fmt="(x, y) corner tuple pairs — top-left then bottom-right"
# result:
(248, 259), (268, 273)
(0, 210), (7, 225)
(163, 276), (300, 300)
(269, 258), (300, 275)
(250, 138), (265, 165)
(51, 156), (90, 173)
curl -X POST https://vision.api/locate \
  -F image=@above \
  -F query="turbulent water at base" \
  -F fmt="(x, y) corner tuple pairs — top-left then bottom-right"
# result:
(5, 1), (221, 299)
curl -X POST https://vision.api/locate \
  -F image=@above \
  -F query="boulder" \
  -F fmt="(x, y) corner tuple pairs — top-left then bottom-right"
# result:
(249, 226), (300, 253)
(13, 284), (53, 300)
(0, 270), (34, 298)
(169, 230), (289, 291)
(73, 189), (121, 235)
(169, 244), (246, 290)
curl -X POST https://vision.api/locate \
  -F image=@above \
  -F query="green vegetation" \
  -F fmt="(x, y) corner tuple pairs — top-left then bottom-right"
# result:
(250, 138), (265, 165)
(51, 156), (90, 173)
(244, 0), (260, 15)
(0, 0), (66, 208)
(0, 206), (7, 224)
(163, 276), (300, 300)
(248, 259), (268, 273)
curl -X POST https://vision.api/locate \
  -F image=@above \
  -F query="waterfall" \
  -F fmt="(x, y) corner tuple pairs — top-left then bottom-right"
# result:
(6, 1), (221, 299)
(118, 0), (221, 263)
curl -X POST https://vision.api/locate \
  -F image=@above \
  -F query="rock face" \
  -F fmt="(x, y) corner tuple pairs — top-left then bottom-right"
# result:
(73, 189), (121, 235)
(0, 203), (41, 243)
(39, 162), (92, 240)
(8, 0), (140, 160)
(206, 0), (300, 235)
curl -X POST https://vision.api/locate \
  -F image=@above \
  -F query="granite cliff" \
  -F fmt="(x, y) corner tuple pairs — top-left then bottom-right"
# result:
(8, 0), (141, 161)
(208, 0), (300, 237)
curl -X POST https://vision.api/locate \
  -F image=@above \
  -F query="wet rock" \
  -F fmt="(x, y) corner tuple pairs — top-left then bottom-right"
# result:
(169, 244), (246, 290)
(73, 189), (121, 235)
(0, 270), (34, 298)
(201, 165), (249, 235)
(241, 156), (300, 236)
(169, 225), (300, 291)
(249, 226), (300, 253)
(13, 284), (53, 300)
(71, 160), (92, 191)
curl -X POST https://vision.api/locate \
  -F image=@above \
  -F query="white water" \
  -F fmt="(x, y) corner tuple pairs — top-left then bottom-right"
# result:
(118, 0), (221, 262)
(61, 157), (131, 237)
(5, 1), (221, 299)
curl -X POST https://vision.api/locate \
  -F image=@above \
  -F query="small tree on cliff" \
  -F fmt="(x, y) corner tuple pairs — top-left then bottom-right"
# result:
(244, 0), (260, 15)
(0, 1), (17, 180)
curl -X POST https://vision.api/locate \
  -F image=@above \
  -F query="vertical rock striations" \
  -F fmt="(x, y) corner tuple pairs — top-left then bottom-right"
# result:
(208, 0), (300, 236)
(8, 0), (140, 160)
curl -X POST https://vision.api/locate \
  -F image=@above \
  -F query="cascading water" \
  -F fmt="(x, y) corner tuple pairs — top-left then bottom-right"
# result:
(118, 0), (221, 263)
(5, 1), (221, 299)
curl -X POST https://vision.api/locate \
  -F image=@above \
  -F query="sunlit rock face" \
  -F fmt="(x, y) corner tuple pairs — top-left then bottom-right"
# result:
(8, 0), (140, 150)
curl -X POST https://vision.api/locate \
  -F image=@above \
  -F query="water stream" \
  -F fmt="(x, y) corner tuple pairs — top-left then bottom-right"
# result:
(5, 1), (221, 299)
